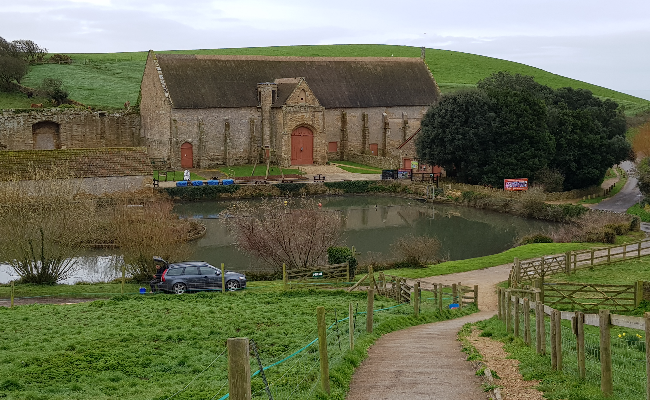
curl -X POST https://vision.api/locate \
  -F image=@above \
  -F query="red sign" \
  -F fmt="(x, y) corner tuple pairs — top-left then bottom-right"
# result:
(504, 178), (528, 191)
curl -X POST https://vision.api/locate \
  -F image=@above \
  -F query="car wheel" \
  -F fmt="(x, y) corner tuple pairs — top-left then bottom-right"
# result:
(226, 280), (240, 291)
(172, 282), (187, 294)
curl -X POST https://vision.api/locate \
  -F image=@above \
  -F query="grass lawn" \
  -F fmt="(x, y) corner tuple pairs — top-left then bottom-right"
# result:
(153, 171), (205, 181)
(545, 255), (650, 286)
(4, 45), (648, 115)
(381, 242), (600, 279)
(0, 288), (475, 399)
(218, 165), (302, 177)
(627, 203), (650, 222)
(332, 161), (382, 174)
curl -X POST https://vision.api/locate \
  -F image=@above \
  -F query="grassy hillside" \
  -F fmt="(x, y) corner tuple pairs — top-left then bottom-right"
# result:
(9, 44), (650, 115)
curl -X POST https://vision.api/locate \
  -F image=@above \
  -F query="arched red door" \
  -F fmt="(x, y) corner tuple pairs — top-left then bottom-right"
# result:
(181, 142), (193, 168)
(291, 127), (313, 165)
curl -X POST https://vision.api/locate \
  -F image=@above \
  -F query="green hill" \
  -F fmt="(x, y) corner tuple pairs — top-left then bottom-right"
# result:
(3, 44), (648, 116)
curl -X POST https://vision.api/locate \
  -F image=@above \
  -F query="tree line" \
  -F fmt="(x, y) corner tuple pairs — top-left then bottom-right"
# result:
(416, 72), (631, 191)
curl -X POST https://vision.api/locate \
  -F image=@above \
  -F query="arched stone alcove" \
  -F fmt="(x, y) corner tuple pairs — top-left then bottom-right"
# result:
(32, 121), (61, 150)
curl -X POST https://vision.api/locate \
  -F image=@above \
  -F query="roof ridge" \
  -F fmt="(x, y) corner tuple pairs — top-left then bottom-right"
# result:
(156, 54), (424, 63)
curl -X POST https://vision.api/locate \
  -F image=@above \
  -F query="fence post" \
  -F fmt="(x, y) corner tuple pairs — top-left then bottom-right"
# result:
(283, 263), (288, 290)
(413, 281), (420, 317)
(349, 302), (354, 351)
(227, 338), (251, 400)
(591, 249), (595, 266)
(506, 290), (512, 333)
(316, 306), (330, 394)
(550, 310), (558, 369)
(644, 313), (650, 400)
(10, 280), (14, 308)
(121, 265), (125, 295)
(458, 285), (463, 310)
(554, 309), (562, 371)
(514, 257), (520, 287)
(452, 283), (457, 305)
(575, 311), (585, 380)
(438, 285), (443, 311)
(565, 252), (571, 275)
(346, 261), (350, 283)
(536, 293), (544, 355)
(366, 289), (374, 334)
(607, 247), (611, 263)
(514, 295), (520, 337)
(639, 241), (642, 258)
(497, 288), (502, 320)
(222, 263), (226, 293)
(635, 281), (643, 308)
(599, 309), (613, 397)
(524, 298), (531, 346)
(474, 285), (479, 307)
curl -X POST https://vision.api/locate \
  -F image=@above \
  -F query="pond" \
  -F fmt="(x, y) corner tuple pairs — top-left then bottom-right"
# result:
(0, 195), (555, 284)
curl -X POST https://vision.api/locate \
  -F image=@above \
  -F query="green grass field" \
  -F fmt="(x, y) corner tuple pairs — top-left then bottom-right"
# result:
(0, 288), (475, 399)
(4, 45), (648, 114)
(218, 165), (302, 177)
(332, 161), (382, 174)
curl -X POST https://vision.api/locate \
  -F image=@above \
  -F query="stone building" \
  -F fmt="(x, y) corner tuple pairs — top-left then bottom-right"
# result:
(140, 52), (440, 169)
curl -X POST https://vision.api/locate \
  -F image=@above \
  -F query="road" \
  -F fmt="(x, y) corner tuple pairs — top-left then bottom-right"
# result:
(592, 161), (641, 212)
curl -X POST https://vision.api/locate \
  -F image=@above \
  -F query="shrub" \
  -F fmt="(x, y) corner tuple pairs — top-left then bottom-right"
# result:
(535, 168), (565, 192)
(519, 234), (553, 245)
(49, 54), (71, 64)
(515, 187), (547, 219)
(550, 211), (632, 243)
(390, 234), (444, 268)
(39, 77), (68, 105)
(327, 246), (358, 278)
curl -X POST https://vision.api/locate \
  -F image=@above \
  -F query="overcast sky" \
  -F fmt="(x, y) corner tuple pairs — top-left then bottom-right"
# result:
(2, 0), (649, 100)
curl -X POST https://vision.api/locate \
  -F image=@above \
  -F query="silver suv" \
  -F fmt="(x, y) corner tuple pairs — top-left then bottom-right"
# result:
(154, 259), (247, 294)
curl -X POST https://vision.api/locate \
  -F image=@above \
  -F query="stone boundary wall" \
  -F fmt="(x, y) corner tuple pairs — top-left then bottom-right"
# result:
(0, 175), (150, 196)
(0, 108), (141, 151)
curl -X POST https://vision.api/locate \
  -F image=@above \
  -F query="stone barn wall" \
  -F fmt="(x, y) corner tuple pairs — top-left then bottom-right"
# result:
(0, 109), (141, 151)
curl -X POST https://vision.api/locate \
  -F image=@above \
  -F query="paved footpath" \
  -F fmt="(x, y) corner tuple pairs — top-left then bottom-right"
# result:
(346, 310), (494, 400)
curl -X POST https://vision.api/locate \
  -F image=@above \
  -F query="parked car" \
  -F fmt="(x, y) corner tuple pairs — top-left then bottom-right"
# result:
(153, 257), (247, 294)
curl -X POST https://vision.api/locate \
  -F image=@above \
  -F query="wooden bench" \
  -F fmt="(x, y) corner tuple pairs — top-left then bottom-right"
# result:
(313, 174), (326, 182)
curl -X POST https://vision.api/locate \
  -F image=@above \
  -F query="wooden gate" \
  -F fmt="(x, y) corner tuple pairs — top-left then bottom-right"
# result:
(291, 127), (313, 165)
(181, 142), (193, 168)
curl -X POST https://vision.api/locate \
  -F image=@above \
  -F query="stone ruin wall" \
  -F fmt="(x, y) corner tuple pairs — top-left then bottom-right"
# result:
(0, 109), (142, 151)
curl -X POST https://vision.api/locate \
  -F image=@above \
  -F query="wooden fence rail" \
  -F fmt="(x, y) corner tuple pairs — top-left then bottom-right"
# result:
(284, 262), (350, 287)
(510, 238), (650, 285)
(497, 288), (650, 399)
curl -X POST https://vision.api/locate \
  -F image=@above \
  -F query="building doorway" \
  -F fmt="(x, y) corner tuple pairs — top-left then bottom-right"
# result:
(32, 121), (61, 150)
(181, 142), (193, 168)
(291, 127), (313, 165)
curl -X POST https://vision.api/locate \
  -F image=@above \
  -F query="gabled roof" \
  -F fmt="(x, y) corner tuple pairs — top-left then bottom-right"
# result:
(153, 54), (440, 109)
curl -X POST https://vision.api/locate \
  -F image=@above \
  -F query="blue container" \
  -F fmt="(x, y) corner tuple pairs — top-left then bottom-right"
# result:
(207, 180), (220, 185)
(139, 287), (146, 294)
(449, 303), (459, 309)
(191, 180), (204, 186)
(222, 179), (235, 185)
(176, 181), (188, 187)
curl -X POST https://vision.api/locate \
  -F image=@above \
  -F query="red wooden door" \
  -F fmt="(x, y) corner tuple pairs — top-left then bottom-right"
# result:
(291, 127), (313, 165)
(181, 142), (193, 168)
(403, 158), (412, 169)
(369, 143), (378, 156)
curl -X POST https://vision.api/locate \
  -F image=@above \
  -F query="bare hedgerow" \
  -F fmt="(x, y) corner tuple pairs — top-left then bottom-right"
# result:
(549, 211), (632, 243)
(224, 198), (343, 272)
(390, 234), (445, 268)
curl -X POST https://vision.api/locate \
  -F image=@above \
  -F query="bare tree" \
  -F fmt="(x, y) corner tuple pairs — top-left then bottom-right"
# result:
(225, 198), (344, 272)
(0, 170), (93, 284)
(390, 234), (444, 268)
(112, 197), (200, 282)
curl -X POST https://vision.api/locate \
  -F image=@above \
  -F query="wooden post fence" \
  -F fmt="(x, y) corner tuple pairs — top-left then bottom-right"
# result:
(413, 282), (420, 317)
(349, 303), (354, 351)
(535, 293), (544, 355)
(551, 309), (558, 370)
(121, 265), (125, 295)
(524, 298), (531, 346)
(474, 285), (479, 306)
(438, 285), (443, 311)
(554, 309), (562, 371)
(316, 306), (330, 394)
(506, 290), (512, 333)
(366, 289), (374, 334)
(221, 263), (226, 293)
(283, 263), (288, 290)
(452, 283), (457, 305)
(10, 280), (14, 308)
(645, 312), (650, 400)
(514, 295), (520, 337)
(497, 288), (502, 320)
(599, 309), (613, 397)
(228, 338), (251, 400)
(575, 311), (586, 380)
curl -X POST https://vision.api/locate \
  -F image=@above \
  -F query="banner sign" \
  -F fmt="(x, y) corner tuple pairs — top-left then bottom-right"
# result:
(504, 178), (528, 191)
